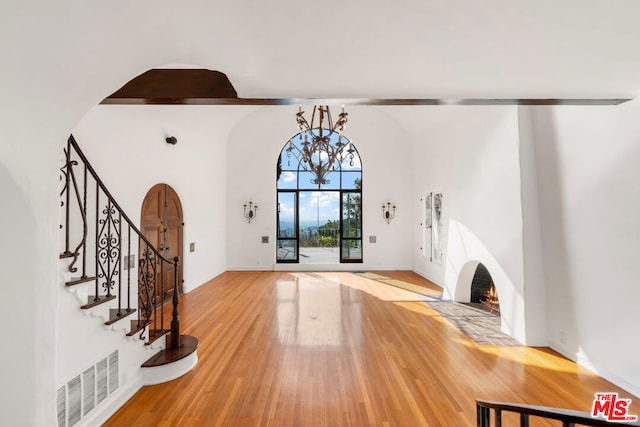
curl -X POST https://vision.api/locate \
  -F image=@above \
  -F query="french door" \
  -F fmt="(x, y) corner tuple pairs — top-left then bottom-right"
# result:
(276, 190), (362, 263)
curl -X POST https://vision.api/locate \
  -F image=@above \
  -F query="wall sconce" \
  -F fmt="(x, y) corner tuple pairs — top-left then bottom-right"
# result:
(382, 201), (396, 224)
(243, 200), (258, 223)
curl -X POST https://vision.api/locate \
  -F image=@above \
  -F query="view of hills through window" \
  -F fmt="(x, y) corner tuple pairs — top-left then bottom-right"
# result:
(276, 128), (362, 264)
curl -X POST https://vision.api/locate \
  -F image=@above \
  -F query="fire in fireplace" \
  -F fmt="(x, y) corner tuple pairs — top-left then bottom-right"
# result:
(470, 263), (500, 314)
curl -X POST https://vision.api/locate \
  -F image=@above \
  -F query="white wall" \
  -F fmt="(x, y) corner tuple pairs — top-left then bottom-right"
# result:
(0, 6), (146, 425)
(3, 1), (640, 423)
(73, 105), (249, 291)
(226, 107), (414, 271)
(531, 103), (640, 396)
(47, 105), (251, 424)
(406, 106), (534, 343)
(517, 107), (548, 345)
(0, 154), (48, 425)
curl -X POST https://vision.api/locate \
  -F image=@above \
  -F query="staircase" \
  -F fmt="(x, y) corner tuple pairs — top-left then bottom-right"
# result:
(57, 135), (198, 427)
(477, 399), (640, 426)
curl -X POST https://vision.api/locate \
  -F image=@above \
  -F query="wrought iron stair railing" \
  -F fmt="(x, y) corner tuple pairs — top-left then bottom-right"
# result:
(476, 399), (640, 427)
(60, 134), (181, 350)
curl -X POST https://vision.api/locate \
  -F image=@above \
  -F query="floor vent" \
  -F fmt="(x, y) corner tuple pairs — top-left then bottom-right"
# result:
(108, 350), (119, 394)
(56, 386), (66, 427)
(96, 357), (108, 406)
(82, 367), (95, 415)
(67, 375), (81, 426)
(57, 350), (119, 427)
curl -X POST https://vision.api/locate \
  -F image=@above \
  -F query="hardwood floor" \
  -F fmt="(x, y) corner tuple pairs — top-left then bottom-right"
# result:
(105, 271), (639, 426)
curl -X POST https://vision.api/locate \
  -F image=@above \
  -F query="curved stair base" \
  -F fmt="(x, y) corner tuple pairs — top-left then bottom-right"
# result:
(141, 335), (199, 385)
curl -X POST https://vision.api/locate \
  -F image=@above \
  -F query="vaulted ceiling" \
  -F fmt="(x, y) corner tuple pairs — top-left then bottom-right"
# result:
(143, 0), (640, 100)
(6, 0), (640, 127)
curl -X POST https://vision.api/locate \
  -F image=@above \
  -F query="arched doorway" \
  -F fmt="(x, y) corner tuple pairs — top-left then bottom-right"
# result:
(140, 183), (184, 300)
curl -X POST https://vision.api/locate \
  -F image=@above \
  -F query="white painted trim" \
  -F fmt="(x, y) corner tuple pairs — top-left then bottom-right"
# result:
(76, 374), (143, 427)
(272, 264), (404, 272)
(576, 352), (640, 400)
(141, 350), (198, 386)
(227, 265), (274, 271)
(182, 272), (225, 293)
(228, 264), (413, 272)
(549, 340), (640, 399)
(411, 268), (444, 291)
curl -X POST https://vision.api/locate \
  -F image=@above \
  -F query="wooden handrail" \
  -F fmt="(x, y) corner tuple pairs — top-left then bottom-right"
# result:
(68, 135), (172, 265)
(476, 399), (640, 427)
(62, 135), (181, 348)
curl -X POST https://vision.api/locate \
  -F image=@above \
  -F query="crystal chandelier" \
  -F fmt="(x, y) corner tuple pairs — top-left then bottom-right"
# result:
(285, 105), (355, 185)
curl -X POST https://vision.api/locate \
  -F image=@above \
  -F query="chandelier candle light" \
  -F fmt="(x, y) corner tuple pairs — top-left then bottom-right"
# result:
(382, 201), (396, 223)
(285, 105), (355, 185)
(243, 200), (257, 223)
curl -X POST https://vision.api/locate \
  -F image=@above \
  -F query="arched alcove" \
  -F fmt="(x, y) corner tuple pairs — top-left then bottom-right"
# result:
(453, 259), (510, 333)
(455, 260), (501, 311)
(445, 218), (526, 343)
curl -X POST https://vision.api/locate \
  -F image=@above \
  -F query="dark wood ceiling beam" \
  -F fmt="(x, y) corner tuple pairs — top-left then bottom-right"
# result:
(101, 97), (630, 106)
(101, 69), (631, 106)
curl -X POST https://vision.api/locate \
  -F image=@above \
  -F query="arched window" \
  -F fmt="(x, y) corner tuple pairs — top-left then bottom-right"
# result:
(276, 115), (362, 264)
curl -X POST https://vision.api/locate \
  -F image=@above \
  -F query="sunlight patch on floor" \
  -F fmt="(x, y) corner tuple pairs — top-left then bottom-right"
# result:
(302, 271), (433, 302)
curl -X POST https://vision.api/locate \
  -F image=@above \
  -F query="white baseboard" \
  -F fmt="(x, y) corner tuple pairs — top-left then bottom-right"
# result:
(548, 339), (640, 399)
(183, 271), (226, 293)
(411, 268), (443, 289)
(77, 351), (198, 426)
(575, 351), (640, 399)
(272, 264), (406, 272)
(227, 265), (272, 271)
(79, 374), (143, 427)
(228, 264), (417, 272)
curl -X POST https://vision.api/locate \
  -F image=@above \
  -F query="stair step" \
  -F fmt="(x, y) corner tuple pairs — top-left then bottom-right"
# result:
(81, 295), (116, 309)
(146, 329), (170, 346)
(59, 252), (76, 259)
(105, 308), (136, 326)
(141, 335), (199, 367)
(66, 276), (96, 287)
(127, 319), (151, 337)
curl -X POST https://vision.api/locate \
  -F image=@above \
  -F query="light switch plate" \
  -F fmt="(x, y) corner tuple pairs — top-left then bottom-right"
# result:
(262, 236), (269, 244)
(369, 236), (377, 243)
(189, 242), (195, 252)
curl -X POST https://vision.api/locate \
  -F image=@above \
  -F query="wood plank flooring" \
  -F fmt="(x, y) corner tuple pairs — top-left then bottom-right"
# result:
(105, 271), (639, 426)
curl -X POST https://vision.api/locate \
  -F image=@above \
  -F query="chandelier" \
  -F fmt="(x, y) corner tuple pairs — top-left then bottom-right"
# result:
(285, 105), (355, 185)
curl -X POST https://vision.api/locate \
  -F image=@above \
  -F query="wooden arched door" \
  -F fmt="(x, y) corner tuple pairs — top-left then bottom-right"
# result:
(140, 183), (183, 301)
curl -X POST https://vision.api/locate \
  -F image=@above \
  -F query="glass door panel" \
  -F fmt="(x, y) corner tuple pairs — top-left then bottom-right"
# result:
(341, 240), (362, 261)
(341, 191), (362, 262)
(277, 191), (298, 262)
(298, 191), (340, 264)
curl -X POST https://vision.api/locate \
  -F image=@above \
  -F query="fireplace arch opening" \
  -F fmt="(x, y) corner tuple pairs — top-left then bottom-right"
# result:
(469, 263), (499, 314)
